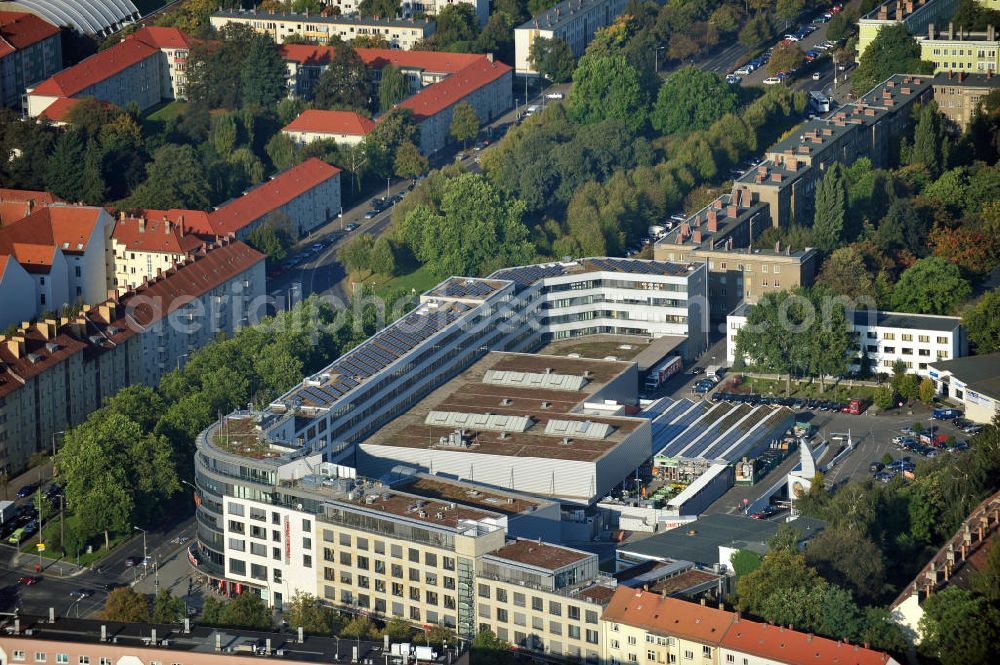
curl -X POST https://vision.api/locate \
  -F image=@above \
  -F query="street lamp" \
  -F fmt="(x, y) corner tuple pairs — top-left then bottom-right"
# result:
(652, 46), (666, 74)
(134, 526), (148, 575)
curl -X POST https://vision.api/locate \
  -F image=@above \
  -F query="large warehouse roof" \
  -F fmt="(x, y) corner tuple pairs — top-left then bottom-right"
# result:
(0, 0), (139, 35)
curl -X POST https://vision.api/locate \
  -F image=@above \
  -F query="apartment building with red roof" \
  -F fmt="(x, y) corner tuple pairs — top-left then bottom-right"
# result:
(0, 10), (61, 108)
(602, 588), (900, 665)
(0, 204), (114, 328)
(281, 109), (376, 146)
(25, 26), (190, 118)
(0, 188), (59, 225)
(0, 237), (265, 474)
(280, 44), (512, 155)
(208, 157), (342, 239)
(111, 211), (206, 290)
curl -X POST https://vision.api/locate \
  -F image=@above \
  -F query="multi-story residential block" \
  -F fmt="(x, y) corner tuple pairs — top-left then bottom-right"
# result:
(25, 26), (190, 117)
(210, 9), (434, 50)
(927, 353), (1000, 423)
(514, 0), (629, 75)
(279, 46), (512, 155)
(0, 204), (113, 325)
(0, 10), (62, 109)
(475, 539), (615, 662)
(400, 0), (490, 26)
(653, 192), (818, 321)
(204, 158), (341, 240)
(603, 587), (900, 665)
(726, 304), (967, 377)
(857, 0), (961, 59)
(111, 212), (204, 290)
(916, 23), (999, 73)
(931, 70), (1000, 128)
(281, 109), (375, 146)
(0, 238), (264, 474)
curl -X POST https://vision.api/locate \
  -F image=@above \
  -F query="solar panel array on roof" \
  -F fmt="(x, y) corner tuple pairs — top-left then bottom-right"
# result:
(587, 258), (687, 276)
(490, 263), (566, 288)
(439, 278), (497, 298)
(483, 370), (589, 391)
(424, 411), (534, 432)
(544, 419), (615, 440)
(288, 305), (466, 408)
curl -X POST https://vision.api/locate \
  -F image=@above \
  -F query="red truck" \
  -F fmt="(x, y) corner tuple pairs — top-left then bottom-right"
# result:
(840, 398), (869, 415)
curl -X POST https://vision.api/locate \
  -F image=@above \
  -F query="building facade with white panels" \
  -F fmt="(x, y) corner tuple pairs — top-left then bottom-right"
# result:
(209, 10), (434, 50)
(726, 305), (966, 378)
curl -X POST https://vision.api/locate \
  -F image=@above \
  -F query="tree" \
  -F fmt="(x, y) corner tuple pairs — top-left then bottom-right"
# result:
(340, 615), (377, 639)
(919, 587), (1000, 665)
(223, 592), (272, 630)
(383, 618), (417, 641)
(963, 289), (1000, 353)
(919, 377), (936, 402)
(339, 232), (375, 276)
(767, 42), (804, 76)
(45, 128), (104, 204)
(364, 108), (419, 178)
(449, 101), (479, 149)
(209, 112), (238, 156)
(891, 257), (971, 315)
(246, 214), (294, 266)
(265, 131), (301, 171)
(128, 144), (211, 210)
(566, 54), (648, 133)
(816, 246), (878, 300)
(378, 65), (410, 111)
(314, 43), (370, 110)
(184, 23), (257, 109)
(735, 547), (826, 616)
(369, 236), (396, 276)
(152, 590), (185, 623)
(529, 37), (576, 83)
(730, 549), (763, 577)
(971, 534), (1000, 601)
(803, 528), (886, 603)
(812, 163), (847, 252)
(393, 140), (428, 179)
(470, 629), (509, 665)
(650, 67), (738, 135)
(102, 587), (150, 622)
(358, 0), (401, 17)
(853, 24), (933, 94)
(910, 102), (947, 177)
(285, 592), (342, 635)
(428, 4), (478, 50)
(739, 13), (773, 48)
(240, 33), (289, 109)
(776, 0), (805, 24)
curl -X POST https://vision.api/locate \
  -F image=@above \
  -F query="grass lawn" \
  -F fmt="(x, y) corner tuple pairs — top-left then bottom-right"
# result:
(734, 376), (879, 401)
(141, 100), (188, 136)
(362, 264), (441, 300)
(20, 515), (130, 568)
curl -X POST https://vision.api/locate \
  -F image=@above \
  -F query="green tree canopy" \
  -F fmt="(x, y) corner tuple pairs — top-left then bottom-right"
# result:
(127, 144), (211, 210)
(45, 127), (104, 204)
(393, 140), (428, 179)
(890, 257), (971, 315)
(314, 43), (370, 111)
(566, 53), (648, 133)
(102, 587), (150, 622)
(284, 592), (343, 635)
(812, 162), (847, 252)
(358, 0), (401, 17)
(650, 66), (738, 135)
(529, 36), (576, 83)
(816, 246), (879, 301)
(240, 33), (289, 109)
(919, 587), (1000, 665)
(364, 108), (419, 178)
(378, 65), (411, 111)
(853, 24), (933, 94)
(152, 590), (186, 623)
(963, 288), (1000, 353)
(426, 4), (478, 50)
(450, 101), (480, 148)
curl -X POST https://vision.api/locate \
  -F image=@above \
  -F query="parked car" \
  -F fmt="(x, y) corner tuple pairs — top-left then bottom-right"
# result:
(734, 66), (752, 76)
(725, 74), (742, 84)
(125, 556), (142, 568)
(874, 471), (894, 483)
(545, 92), (564, 100)
(70, 589), (92, 599)
(812, 72), (822, 81)
(763, 77), (783, 85)
(869, 462), (885, 473)
(18, 576), (40, 585)
(15, 483), (36, 498)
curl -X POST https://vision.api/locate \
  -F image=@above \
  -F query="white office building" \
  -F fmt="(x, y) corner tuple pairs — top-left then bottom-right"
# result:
(727, 305), (966, 377)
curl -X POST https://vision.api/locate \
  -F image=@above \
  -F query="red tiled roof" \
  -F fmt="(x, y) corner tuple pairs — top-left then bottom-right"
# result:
(398, 57), (510, 121)
(0, 328), (87, 399)
(0, 255), (7, 281)
(207, 158), (341, 236)
(355, 47), (484, 73)
(283, 110), (375, 136)
(140, 209), (216, 237)
(0, 11), (60, 55)
(112, 215), (204, 255)
(276, 43), (338, 67)
(720, 621), (898, 665)
(30, 37), (159, 98)
(131, 26), (191, 50)
(0, 205), (104, 264)
(602, 588), (736, 645)
(0, 189), (59, 226)
(124, 239), (264, 327)
(38, 97), (117, 123)
(10, 242), (56, 271)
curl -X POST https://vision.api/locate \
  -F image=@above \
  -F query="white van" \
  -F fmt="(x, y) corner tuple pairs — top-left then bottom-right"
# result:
(525, 104), (540, 116)
(545, 92), (564, 100)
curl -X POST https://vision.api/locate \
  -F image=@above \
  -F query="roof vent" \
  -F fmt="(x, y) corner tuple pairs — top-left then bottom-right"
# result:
(45, 342), (60, 353)
(541, 401), (552, 409)
(561, 437), (572, 445)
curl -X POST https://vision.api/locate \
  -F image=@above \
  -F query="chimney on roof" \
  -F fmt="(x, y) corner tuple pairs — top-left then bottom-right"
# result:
(949, 22), (954, 40)
(138, 216), (146, 233)
(906, 0), (913, 13)
(165, 219), (172, 234)
(5, 336), (25, 359)
(692, 230), (702, 244)
(118, 211), (125, 221)
(775, 241), (781, 252)
(707, 209), (717, 226)
(700, 598), (707, 606)
(38, 319), (57, 340)
(727, 204), (738, 218)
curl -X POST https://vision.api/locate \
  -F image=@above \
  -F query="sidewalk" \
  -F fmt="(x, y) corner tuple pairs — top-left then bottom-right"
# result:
(2, 459), (54, 502)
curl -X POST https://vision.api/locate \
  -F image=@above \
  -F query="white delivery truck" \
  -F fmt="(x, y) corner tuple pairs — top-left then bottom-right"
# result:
(644, 356), (683, 391)
(705, 365), (725, 381)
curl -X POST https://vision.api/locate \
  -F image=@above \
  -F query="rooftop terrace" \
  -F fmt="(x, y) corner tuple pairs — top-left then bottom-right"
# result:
(487, 538), (593, 570)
